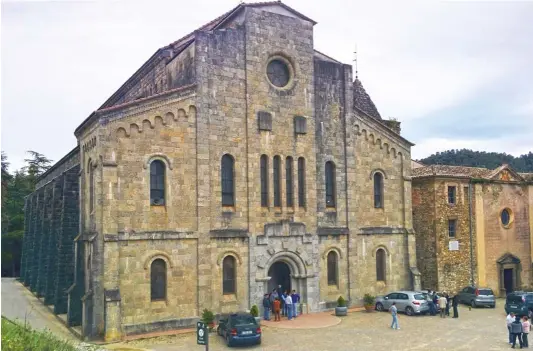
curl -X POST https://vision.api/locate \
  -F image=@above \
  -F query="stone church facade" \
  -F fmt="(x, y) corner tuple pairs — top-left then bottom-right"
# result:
(20, 2), (420, 341)
(412, 162), (533, 296)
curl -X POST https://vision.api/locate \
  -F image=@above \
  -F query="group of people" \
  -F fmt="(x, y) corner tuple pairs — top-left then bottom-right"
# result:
(262, 285), (301, 321)
(426, 290), (459, 318)
(506, 312), (531, 349)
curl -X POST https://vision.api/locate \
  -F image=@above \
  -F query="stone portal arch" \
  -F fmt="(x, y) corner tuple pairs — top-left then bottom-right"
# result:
(497, 253), (521, 297)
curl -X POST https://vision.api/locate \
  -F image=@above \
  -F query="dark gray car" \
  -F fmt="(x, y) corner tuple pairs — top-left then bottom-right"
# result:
(457, 286), (496, 308)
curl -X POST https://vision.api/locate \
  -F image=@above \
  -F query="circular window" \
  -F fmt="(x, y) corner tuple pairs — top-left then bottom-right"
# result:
(501, 208), (511, 227)
(267, 59), (290, 88)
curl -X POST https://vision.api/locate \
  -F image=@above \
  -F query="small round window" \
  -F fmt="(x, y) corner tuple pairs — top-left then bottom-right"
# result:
(267, 59), (290, 88)
(501, 208), (511, 227)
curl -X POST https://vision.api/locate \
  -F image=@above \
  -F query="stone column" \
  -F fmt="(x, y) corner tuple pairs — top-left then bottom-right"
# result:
(44, 179), (62, 305)
(55, 166), (80, 314)
(474, 183), (487, 288)
(20, 194), (34, 284)
(30, 188), (45, 293)
(37, 184), (53, 297)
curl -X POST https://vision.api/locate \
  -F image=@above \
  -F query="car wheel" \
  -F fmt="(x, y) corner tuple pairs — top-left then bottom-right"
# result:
(491, 304), (495, 308)
(405, 307), (414, 316)
(217, 326), (222, 336)
(376, 303), (384, 312)
(471, 300), (476, 308)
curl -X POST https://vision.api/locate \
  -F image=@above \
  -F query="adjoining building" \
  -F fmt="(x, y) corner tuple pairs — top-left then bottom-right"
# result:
(19, 1), (420, 341)
(412, 163), (533, 296)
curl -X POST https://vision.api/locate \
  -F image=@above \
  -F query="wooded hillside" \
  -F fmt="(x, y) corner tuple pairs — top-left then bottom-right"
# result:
(419, 149), (533, 172)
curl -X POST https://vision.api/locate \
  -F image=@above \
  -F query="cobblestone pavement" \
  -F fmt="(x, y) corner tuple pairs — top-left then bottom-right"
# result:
(125, 304), (514, 351)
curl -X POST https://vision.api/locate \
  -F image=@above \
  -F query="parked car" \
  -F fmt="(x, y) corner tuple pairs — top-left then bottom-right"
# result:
(456, 286), (496, 308)
(375, 291), (429, 316)
(505, 291), (533, 317)
(217, 312), (261, 347)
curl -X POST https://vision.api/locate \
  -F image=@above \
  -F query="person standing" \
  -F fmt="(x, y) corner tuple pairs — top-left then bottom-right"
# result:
(438, 294), (447, 318)
(262, 293), (271, 321)
(273, 298), (281, 322)
(285, 292), (293, 320)
(280, 290), (287, 316)
(511, 315), (524, 349)
(444, 292), (450, 316)
(270, 288), (278, 306)
(452, 293), (459, 318)
(390, 302), (400, 330)
(507, 312), (516, 344)
(523, 316), (530, 348)
(291, 290), (300, 318)
(427, 291), (436, 316)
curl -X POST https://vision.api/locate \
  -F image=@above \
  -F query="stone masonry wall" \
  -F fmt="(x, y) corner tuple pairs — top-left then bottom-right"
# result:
(412, 178), (438, 290)
(349, 114), (415, 299)
(481, 182), (531, 293)
(20, 164), (81, 320)
(433, 178), (475, 294)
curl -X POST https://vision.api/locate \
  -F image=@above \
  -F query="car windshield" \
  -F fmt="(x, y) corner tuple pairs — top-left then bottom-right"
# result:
(232, 315), (256, 326)
(507, 295), (524, 304)
(414, 294), (425, 300)
(526, 295), (533, 301)
(478, 289), (493, 295)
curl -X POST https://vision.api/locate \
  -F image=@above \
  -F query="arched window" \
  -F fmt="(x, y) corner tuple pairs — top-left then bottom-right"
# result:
(327, 251), (338, 286)
(325, 161), (336, 207)
(88, 161), (95, 213)
(376, 248), (386, 282)
(298, 157), (306, 207)
(221, 154), (235, 206)
(273, 156), (281, 207)
(286, 157), (293, 207)
(260, 155), (268, 207)
(222, 255), (236, 294)
(374, 172), (384, 208)
(150, 160), (166, 205)
(150, 259), (167, 301)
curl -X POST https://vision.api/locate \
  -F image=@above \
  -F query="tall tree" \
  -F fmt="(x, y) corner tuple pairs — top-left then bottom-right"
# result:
(1, 151), (53, 277)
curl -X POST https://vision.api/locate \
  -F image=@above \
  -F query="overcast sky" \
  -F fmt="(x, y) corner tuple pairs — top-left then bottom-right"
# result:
(2, 0), (532, 171)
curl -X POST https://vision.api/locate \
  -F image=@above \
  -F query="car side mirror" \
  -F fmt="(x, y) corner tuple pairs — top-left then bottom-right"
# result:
(385, 297), (388, 300)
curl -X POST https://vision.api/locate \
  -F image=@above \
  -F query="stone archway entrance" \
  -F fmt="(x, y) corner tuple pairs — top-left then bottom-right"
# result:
(268, 261), (291, 294)
(497, 253), (521, 296)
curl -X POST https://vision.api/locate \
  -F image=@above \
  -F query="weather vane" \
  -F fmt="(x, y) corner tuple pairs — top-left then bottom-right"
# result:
(353, 44), (358, 79)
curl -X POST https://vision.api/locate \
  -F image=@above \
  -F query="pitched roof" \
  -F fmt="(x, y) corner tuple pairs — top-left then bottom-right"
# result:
(98, 1), (315, 110)
(353, 78), (382, 120)
(412, 163), (530, 183)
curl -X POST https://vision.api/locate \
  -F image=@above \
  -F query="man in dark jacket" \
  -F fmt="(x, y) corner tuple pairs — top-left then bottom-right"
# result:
(452, 293), (459, 318)
(510, 315), (524, 348)
(262, 293), (271, 321)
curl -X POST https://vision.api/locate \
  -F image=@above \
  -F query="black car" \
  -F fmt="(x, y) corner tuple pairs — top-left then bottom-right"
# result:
(217, 312), (261, 347)
(505, 291), (533, 317)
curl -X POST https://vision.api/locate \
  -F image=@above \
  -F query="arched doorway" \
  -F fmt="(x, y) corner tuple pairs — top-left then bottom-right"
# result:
(268, 261), (291, 294)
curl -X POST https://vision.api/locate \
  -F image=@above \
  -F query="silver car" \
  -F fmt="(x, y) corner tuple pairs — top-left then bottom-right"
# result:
(375, 291), (429, 316)
(456, 286), (496, 308)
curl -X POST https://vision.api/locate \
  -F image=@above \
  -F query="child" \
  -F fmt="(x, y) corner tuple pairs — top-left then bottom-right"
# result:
(523, 316), (531, 348)
(273, 298), (281, 322)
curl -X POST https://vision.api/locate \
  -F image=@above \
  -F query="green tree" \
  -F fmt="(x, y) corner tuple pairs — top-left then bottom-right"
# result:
(419, 149), (533, 172)
(1, 151), (52, 277)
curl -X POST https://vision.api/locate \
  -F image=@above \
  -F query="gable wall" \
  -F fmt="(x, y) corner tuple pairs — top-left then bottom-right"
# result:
(480, 182), (531, 293)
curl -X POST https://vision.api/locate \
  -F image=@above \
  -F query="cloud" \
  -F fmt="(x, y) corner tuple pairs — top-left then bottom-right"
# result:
(1, 0), (532, 171)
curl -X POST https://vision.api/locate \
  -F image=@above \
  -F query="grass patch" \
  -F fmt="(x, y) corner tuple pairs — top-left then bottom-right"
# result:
(1, 316), (78, 351)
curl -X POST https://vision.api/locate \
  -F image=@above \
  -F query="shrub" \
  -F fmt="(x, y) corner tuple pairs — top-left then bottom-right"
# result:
(201, 309), (215, 324)
(363, 293), (376, 306)
(337, 295), (346, 307)
(250, 305), (259, 317)
(1, 316), (78, 351)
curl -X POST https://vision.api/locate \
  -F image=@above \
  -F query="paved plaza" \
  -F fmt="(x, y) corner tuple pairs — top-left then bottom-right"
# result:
(1, 278), (521, 351)
(126, 304), (515, 351)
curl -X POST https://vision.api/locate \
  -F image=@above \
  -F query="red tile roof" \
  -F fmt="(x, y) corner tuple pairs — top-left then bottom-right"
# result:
(412, 164), (531, 183)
